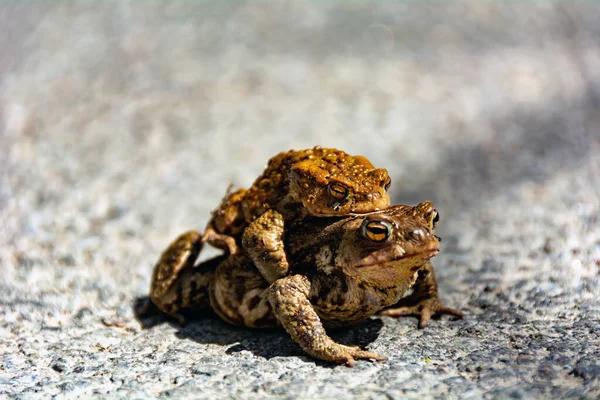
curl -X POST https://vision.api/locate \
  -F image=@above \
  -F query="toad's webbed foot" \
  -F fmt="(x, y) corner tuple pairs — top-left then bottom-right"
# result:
(318, 344), (387, 367)
(269, 274), (386, 367)
(379, 261), (463, 329)
(380, 298), (463, 329)
(242, 209), (289, 284)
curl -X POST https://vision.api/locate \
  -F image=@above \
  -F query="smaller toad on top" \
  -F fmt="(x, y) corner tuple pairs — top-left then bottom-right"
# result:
(205, 146), (392, 282)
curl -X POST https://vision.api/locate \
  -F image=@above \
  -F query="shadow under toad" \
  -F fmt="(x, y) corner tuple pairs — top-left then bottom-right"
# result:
(133, 296), (384, 366)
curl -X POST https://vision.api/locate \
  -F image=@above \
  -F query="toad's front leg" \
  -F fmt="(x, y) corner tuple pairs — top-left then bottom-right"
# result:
(379, 261), (463, 328)
(269, 274), (387, 367)
(242, 210), (289, 284)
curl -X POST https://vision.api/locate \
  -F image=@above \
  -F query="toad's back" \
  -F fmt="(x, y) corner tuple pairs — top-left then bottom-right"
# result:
(207, 146), (390, 239)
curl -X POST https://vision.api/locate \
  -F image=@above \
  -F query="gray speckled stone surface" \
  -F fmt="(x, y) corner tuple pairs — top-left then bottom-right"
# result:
(1, 2), (599, 399)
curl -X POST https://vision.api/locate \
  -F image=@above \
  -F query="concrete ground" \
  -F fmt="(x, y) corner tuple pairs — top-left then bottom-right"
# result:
(1, 2), (599, 399)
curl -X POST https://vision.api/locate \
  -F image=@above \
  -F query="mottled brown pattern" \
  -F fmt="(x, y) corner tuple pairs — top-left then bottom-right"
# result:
(149, 202), (462, 365)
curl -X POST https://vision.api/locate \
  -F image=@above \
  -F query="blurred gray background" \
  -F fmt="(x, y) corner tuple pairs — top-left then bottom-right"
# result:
(1, 2), (599, 399)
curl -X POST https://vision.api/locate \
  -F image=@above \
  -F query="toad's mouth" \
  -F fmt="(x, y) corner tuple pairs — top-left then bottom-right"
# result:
(314, 203), (391, 217)
(353, 248), (439, 269)
(315, 208), (373, 217)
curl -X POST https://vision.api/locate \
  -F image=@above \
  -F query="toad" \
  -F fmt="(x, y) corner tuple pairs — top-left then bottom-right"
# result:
(149, 202), (462, 366)
(152, 146), (391, 316)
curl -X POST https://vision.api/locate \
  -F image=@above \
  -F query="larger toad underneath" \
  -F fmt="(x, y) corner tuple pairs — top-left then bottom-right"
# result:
(149, 202), (462, 366)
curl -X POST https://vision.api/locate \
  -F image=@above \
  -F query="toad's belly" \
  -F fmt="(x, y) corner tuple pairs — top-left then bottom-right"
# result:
(311, 275), (416, 328)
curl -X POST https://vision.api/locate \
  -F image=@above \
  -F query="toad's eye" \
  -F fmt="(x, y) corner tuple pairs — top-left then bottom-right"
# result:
(384, 176), (391, 191)
(362, 220), (392, 242)
(431, 210), (440, 228)
(327, 183), (348, 201)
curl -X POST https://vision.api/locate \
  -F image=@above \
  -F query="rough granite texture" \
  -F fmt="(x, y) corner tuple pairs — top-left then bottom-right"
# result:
(1, 2), (599, 399)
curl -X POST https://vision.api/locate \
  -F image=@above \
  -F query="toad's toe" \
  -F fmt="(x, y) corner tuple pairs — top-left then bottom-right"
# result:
(381, 298), (463, 329)
(334, 345), (387, 367)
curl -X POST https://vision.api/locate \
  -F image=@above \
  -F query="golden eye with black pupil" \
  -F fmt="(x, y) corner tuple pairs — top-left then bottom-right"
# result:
(384, 176), (391, 191)
(362, 220), (392, 242)
(327, 183), (348, 200)
(432, 210), (440, 226)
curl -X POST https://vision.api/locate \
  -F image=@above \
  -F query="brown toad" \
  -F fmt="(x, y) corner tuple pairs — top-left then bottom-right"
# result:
(152, 146), (391, 317)
(148, 202), (462, 366)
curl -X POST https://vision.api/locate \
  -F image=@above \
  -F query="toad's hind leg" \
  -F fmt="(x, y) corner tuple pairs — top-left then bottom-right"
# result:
(150, 231), (224, 324)
(210, 255), (277, 329)
(242, 209), (289, 284)
(379, 261), (463, 328)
